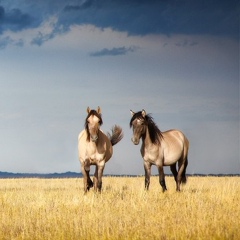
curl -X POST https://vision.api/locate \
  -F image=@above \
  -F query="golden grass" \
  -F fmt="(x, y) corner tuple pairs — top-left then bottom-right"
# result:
(0, 176), (239, 240)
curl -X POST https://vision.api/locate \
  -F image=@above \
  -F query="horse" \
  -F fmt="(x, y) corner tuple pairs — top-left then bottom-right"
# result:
(130, 109), (189, 192)
(78, 106), (123, 193)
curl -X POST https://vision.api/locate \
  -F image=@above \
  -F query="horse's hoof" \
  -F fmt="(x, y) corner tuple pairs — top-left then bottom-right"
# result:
(88, 181), (93, 188)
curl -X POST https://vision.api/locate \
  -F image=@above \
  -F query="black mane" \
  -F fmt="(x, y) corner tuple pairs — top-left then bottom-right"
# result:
(130, 111), (163, 144)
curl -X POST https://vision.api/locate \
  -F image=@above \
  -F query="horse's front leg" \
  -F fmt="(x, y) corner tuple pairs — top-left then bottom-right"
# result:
(81, 165), (93, 193)
(158, 166), (167, 192)
(93, 165), (105, 192)
(144, 161), (151, 190)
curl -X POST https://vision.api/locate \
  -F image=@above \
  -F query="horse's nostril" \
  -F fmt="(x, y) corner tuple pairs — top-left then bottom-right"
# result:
(131, 138), (139, 145)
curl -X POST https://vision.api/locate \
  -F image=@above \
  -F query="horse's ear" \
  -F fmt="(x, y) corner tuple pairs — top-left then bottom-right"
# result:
(130, 110), (135, 116)
(87, 107), (90, 114)
(97, 106), (101, 114)
(142, 109), (146, 117)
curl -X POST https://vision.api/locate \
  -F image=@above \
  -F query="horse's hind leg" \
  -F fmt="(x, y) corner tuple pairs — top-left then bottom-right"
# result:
(176, 159), (186, 191)
(181, 157), (188, 184)
(170, 163), (178, 183)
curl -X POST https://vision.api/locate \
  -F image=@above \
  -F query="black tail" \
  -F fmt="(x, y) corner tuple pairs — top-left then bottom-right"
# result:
(181, 157), (188, 184)
(107, 125), (124, 146)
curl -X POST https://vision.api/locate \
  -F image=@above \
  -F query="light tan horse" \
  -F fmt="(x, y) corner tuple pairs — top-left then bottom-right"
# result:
(78, 107), (123, 193)
(130, 109), (189, 192)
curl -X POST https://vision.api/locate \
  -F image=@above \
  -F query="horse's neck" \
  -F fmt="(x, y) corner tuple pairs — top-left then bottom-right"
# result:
(142, 127), (152, 147)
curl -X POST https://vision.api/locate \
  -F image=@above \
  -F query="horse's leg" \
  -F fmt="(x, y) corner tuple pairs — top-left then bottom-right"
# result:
(144, 161), (151, 190)
(181, 157), (188, 184)
(170, 163), (178, 190)
(81, 165), (93, 193)
(81, 165), (88, 193)
(94, 165), (105, 192)
(93, 166), (98, 191)
(170, 163), (178, 182)
(176, 158), (186, 191)
(86, 170), (93, 190)
(84, 159), (93, 191)
(158, 166), (167, 192)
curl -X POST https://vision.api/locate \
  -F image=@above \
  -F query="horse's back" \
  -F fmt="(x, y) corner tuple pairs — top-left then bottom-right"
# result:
(163, 129), (188, 144)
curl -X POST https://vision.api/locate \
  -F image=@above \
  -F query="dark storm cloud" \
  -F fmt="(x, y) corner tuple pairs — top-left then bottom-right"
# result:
(64, 0), (94, 11)
(90, 46), (137, 57)
(60, 0), (239, 37)
(0, 5), (38, 34)
(0, 0), (239, 46)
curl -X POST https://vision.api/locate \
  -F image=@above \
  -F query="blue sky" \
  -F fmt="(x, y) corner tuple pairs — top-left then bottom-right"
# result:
(0, 0), (239, 175)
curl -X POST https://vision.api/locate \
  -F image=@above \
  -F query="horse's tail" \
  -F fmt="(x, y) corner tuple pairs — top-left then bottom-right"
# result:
(107, 125), (124, 146)
(181, 157), (188, 184)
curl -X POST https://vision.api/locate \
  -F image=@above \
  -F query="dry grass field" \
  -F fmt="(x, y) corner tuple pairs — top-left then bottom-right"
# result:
(0, 176), (239, 240)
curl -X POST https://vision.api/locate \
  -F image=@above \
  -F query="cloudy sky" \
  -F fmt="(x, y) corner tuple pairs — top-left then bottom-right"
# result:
(0, 0), (239, 175)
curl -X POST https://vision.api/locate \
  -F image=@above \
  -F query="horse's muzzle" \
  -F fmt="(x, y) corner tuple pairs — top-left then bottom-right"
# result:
(131, 137), (139, 145)
(91, 135), (98, 142)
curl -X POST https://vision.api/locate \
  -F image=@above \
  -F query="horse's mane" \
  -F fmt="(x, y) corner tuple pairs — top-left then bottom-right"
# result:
(130, 111), (163, 145)
(85, 110), (103, 141)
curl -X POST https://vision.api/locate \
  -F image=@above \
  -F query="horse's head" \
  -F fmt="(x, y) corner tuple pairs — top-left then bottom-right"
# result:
(129, 109), (147, 145)
(85, 106), (103, 142)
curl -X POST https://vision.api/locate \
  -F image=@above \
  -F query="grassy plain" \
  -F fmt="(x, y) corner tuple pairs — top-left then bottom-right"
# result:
(0, 176), (239, 240)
